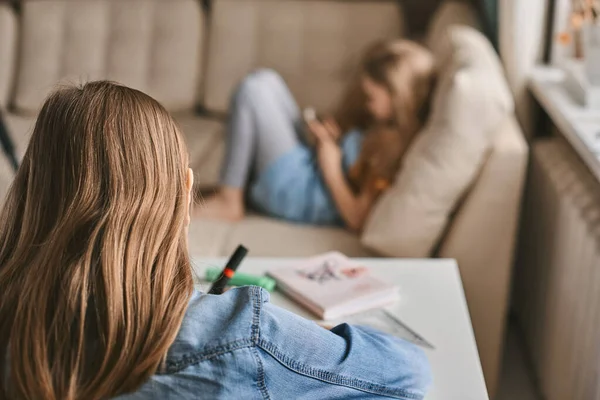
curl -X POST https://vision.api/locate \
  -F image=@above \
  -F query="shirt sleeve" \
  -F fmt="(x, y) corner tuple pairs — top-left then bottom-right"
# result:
(255, 288), (432, 399)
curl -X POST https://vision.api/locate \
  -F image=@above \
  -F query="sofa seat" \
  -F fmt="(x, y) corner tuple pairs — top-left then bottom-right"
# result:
(172, 113), (225, 187)
(188, 214), (373, 258)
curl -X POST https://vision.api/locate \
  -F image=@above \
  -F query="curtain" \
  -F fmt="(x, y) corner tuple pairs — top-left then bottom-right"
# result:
(481, 0), (499, 47)
(400, 0), (498, 46)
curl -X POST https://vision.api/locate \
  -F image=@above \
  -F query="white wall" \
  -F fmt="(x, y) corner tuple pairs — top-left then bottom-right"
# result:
(499, 0), (549, 138)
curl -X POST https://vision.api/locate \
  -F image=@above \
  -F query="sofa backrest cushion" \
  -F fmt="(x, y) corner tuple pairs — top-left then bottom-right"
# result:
(361, 25), (514, 257)
(12, 0), (204, 113)
(202, 0), (403, 114)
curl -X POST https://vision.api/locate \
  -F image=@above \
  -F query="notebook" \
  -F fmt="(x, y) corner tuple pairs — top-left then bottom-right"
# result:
(267, 252), (399, 320)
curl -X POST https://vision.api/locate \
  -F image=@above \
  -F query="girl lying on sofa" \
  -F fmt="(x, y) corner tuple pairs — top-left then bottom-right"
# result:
(197, 39), (436, 231)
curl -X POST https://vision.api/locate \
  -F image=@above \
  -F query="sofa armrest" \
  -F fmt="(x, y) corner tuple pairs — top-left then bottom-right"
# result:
(437, 115), (528, 397)
(0, 2), (17, 110)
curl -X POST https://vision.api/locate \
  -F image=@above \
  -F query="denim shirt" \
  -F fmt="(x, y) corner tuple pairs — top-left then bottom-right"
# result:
(117, 286), (432, 399)
(249, 129), (364, 226)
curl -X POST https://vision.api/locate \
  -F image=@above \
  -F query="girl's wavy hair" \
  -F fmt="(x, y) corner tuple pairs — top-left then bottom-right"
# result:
(335, 39), (436, 142)
(0, 81), (193, 399)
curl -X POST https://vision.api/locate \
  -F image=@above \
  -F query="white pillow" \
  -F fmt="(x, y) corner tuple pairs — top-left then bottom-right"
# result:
(361, 26), (514, 257)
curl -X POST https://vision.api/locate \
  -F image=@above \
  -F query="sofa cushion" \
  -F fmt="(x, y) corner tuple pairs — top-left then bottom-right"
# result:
(203, 0), (403, 114)
(173, 114), (225, 187)
(188, 214), (372, 258)
(13, 0), (204, 113)
(362, 26), (514, 257)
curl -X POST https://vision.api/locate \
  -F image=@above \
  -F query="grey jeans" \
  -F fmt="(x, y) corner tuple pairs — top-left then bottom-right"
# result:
(221, 69), (305, 188)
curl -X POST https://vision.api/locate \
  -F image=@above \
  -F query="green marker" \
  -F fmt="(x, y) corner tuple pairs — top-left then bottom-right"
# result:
(205, 267), (277, 292)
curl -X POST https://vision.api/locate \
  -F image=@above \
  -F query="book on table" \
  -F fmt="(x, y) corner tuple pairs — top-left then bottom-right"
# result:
(266, 251), (399, 321)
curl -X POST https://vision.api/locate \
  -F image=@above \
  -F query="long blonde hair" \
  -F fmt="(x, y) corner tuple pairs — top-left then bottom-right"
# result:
(336, 39), (436, 144)
(0, 81), (194, 399)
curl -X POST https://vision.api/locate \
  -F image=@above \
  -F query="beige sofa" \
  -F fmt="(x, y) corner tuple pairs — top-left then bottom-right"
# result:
(0, 0), (527, 396)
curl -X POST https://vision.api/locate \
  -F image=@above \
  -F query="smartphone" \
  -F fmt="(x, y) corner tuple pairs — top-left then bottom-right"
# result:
(303, 107), (318, 123)
(302, 107), (319, 148)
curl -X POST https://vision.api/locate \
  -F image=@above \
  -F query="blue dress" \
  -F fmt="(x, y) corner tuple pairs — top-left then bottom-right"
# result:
(249, 129), (363, 225)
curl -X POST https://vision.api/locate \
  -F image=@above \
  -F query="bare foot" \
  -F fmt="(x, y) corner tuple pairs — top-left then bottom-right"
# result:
(194, 188), (245, 222)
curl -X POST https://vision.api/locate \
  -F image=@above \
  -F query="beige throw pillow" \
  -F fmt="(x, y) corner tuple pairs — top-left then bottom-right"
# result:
(361, 26), (514, 257)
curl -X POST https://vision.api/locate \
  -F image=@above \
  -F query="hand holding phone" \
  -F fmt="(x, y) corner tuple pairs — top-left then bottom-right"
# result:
(303, 107), (341, 142)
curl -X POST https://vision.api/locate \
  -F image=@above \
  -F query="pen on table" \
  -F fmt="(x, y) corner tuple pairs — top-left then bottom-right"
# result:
(208, 245), (249, 295)
(382, 310), (435, 350)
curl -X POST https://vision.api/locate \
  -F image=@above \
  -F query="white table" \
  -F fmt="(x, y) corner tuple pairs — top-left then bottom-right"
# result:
(191, 257), (488, 400)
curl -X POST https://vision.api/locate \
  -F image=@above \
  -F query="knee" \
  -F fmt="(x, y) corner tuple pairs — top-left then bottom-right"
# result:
(251, 68), (285, 87)
(234, 69), (285, 101)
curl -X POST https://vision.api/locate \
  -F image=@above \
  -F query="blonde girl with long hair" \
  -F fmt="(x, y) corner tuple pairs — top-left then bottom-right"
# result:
(0, 81), (431, 399)
(199, 40), (436, 231)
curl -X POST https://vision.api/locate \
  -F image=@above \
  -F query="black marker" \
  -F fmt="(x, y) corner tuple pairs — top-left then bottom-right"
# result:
(208, 245), (248, 295)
